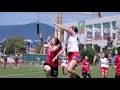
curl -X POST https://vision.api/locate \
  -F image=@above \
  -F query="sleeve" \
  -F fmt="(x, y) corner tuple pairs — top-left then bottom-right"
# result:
(114, 56), (118, 64)
(98, 59), (101, 65)
(81, 60), (84, 66)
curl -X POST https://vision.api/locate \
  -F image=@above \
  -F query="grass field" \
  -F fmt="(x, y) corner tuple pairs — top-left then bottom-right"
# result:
(0, 64), (116, 78)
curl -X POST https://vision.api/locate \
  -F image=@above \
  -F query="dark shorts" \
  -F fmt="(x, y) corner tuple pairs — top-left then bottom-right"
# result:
(82, 72), (91, 78)
(15, 61), (19, 65)
(44, 63), (58, 77)
(115, 75), (120, 78)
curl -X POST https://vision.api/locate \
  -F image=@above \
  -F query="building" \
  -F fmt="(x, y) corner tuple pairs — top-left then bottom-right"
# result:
(0, 41), (3, 55)
(62, 15), (120, 53)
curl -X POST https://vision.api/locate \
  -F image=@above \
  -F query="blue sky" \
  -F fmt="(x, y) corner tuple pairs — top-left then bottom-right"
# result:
(0, 12), (120, 26)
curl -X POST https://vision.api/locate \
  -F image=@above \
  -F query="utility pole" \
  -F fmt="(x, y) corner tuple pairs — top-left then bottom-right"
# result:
(96, 12), (102, 17)
(37, 12), (40, 34)
(55, 12), (63, 42)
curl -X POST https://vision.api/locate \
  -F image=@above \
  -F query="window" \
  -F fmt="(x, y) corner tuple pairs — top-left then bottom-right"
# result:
(86, 25), (92, 38)
(112, 21), (116, 30)
(103, 22), (110, 39)
(94, 23), (101, 40)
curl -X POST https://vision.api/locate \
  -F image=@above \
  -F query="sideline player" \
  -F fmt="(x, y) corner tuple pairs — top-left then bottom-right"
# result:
(98, 53), (109, 78)
(3, 54), (7, 69)
(61, 55), (68, 75)
(14, 55), (19, 69)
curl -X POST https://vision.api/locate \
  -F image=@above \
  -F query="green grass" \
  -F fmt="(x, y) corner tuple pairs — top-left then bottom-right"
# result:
(0, 64), (116, 78)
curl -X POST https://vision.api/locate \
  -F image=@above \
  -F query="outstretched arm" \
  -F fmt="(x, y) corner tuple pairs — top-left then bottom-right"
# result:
(40, 33), (44, 47)
(51, 18), (75, 35)
(112, 57), (117, 68)
(40, 33), (44, 54)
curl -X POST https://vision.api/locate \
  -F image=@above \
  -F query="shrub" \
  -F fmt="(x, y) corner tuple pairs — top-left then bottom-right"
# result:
(80, 46), (96, 63)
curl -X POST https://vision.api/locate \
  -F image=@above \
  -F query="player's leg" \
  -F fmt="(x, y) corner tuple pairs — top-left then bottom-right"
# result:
(16, 61), (19, 69)
(67, 60), (80, 78)
(87, 72), (91, 78)
(101, 67), (105, 78)
(43, 65), (51, 78)
(82, 72), (86, 78)
(64, 65), (68, 75)
(101, 71), (105, 78)
(4, 61), (7, 69)
(62, 66), (65, 75)
(50, 67), (58, 78)
(14, 61), (17, 69)
(68, 66), (76, 78)
(104, 68), (108, 78)
(115, 75), (120, 78)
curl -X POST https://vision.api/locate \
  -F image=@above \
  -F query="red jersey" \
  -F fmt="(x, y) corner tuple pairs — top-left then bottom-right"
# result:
(81, 59), (90, 73)
(46, 46), (60, 67)
(114, 55), (120, 76)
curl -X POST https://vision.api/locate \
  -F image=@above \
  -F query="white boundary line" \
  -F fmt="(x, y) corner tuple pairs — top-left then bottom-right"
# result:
(0, 71), (44, 78)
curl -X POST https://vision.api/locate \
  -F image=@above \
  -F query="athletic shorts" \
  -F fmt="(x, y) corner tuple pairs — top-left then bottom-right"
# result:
(101, 67), (108, 73)
(4, 61), (7, 65)
(61, 66), (65, 69)
(82, 71), (91, 78)
(82, 71), (91, 76)
(44, 63), (58, 77)
(115, 75), (120, 78)
(68, 52), (81, 63)
(15, 61), (19, 65)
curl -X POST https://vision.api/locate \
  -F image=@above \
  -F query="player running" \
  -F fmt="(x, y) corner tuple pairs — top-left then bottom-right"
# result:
(3, 54), (7, 69)
(81, 55), (91, 78)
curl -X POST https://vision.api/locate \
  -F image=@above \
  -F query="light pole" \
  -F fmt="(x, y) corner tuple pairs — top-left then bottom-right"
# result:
(36, 12), (40, 34)
(56, 12), (62, 42)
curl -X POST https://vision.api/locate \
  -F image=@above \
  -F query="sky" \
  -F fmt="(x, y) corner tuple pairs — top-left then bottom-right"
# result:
(0, 12), (120, 26)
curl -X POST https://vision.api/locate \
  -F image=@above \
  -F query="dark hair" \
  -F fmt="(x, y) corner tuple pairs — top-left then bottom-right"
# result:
(112, 53), (115, 57)
(105, 54), (108, 58)
(71, 26), (78, 33)
(117, 47), (120, 55)
(54, 38), (62, 50)
(118, 50), (120, 55)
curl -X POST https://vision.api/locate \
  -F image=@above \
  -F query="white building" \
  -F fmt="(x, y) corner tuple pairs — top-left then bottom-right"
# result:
(62, 15), (120, 53)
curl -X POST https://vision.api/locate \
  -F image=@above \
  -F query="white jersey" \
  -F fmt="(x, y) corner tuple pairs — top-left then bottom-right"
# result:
(61, 59), (68, 67)
(67, 34), (79, 52)
(99, 58), (109, 68)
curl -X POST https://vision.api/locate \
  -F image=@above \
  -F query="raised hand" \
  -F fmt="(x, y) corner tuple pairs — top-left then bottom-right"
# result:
(47, 36), (51, 42)
(40, 33), (43, 38)
(51, 18), (55, 24)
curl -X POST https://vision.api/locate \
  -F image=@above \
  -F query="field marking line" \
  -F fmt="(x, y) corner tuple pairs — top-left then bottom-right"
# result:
(0, 71), (44, 78)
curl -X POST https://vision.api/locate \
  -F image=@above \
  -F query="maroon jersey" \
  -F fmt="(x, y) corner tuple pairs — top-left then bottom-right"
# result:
(46, 46), (60, 67)
(114, 55), (120, 76)
(81, 59), (90, 73)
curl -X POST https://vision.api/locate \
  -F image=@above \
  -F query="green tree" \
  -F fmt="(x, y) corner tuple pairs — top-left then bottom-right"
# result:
(106, 37), (113, 49)
(80, 46), (96, 63)
(3, 36), (26, 54)
(34, 46), (41, 54)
